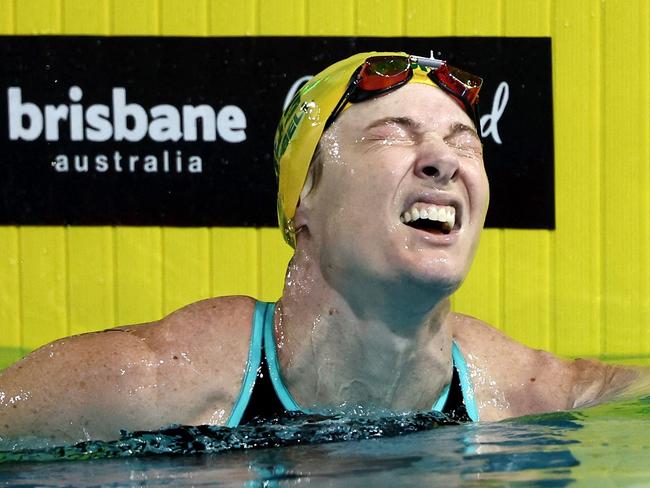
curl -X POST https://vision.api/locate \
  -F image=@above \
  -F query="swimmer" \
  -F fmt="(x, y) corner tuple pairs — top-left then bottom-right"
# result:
(0, 52), (646, 443)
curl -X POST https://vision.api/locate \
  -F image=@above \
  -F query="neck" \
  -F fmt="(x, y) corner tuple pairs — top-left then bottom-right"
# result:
(275, 247), (455, 413)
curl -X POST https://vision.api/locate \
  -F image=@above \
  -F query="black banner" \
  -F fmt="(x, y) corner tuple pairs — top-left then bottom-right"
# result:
(0, 36), (554, 228)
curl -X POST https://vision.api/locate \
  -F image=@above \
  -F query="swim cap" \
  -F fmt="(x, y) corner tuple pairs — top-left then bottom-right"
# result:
(273, 51), (441, 248)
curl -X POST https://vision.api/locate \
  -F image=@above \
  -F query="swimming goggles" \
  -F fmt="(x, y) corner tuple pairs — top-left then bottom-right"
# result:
(324, 55), (483, 129)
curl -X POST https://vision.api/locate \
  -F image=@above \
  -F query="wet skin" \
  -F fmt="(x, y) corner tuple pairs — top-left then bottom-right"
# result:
(0, 84), (642, 444)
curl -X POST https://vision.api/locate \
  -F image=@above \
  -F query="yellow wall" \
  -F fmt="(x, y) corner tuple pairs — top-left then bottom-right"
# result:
(0, 0), (648, 368)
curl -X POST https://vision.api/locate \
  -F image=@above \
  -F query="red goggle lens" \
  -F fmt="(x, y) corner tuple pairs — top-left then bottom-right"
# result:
(434, 64), (482, 106)
(357, 56), (411, 91)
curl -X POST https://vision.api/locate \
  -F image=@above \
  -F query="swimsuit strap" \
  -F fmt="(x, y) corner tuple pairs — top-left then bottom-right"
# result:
(430, 342), (478, 421)
(225, 300), (267, 427)
(262, 301), (308, 412)
(451, 341), (479, 421)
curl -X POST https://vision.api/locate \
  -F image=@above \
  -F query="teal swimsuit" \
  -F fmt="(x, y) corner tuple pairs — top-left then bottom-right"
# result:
(226, 301), (478, 427)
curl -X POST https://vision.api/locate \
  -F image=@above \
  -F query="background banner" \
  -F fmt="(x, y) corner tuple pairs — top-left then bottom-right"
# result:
(0, 36), (554, 228)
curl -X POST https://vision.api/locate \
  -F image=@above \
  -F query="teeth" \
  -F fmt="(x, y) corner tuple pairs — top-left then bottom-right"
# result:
(400, 203), (456, 231)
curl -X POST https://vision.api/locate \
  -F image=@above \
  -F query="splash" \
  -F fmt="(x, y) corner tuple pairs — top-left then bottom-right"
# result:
(0, 411), (459, 463)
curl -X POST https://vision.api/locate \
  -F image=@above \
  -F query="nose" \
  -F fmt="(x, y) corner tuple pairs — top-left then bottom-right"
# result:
(413, 136), (459, 186)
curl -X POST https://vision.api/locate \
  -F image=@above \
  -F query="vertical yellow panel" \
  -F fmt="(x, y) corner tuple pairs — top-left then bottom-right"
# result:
(62, 0), (109, 34)
(0, 227), (21, 367)
(211, 228), (258, 298)
(114, 227), (163, 325)
(552, 0), (602, 357)
(307, 0), (353, 35)
(503, 0), (549, 35)
(453, 0), (500, 35)
(258, 227), (292, 302)
(19, 227), (67, 350)
(356, 0), (402, 36)
(502, 231), (550, 349)
(14, 0), (61, 33)
(602, 0), (648, 356)
(498, 1), (551, 350)
(111, 0), (159, 35)
(0, 0), (14, 33)
(160, 0), (207, 35)
(67, 227), (115, 336)
(454, 229), (503, 328)
(640, 0), (650, 354)
(404, 0), (453, 36)
(162, 228), (211, 315)
(259, 0), (305, 35)
(209, 0), (256, 35)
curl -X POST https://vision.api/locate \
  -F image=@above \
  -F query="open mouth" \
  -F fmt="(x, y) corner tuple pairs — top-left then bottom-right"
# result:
(399, 204), (457, 235)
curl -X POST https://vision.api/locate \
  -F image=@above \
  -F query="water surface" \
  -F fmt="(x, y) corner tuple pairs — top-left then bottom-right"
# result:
(1, 398), (649, 486)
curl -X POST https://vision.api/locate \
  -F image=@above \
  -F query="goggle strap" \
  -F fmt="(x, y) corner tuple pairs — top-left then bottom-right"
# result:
(324, 66), (364, 129)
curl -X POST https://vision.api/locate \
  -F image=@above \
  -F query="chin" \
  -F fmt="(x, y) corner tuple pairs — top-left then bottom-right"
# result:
(414, 268), (464, 296)
(392, 250), (468, 295)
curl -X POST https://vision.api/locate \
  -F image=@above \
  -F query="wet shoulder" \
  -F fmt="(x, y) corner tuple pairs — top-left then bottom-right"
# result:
(450, 312), (531, 361)
(129, 295), (258, 359)
(115, 295), (257, 391)
(449, 313), (576, 420)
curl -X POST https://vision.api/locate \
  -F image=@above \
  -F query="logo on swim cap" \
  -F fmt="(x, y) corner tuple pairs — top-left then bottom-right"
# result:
(273, 77), (326, 175)
(273, 99), (305, 174)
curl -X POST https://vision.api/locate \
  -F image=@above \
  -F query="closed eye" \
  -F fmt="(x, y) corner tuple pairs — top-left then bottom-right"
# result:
(444, 122), (482, 155)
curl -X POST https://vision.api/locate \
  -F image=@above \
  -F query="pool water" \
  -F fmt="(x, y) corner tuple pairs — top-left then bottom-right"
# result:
(1, 397), (650, 487)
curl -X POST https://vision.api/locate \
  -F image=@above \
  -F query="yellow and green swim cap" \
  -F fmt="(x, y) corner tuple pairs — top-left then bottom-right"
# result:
(273, 51), (448, 248)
